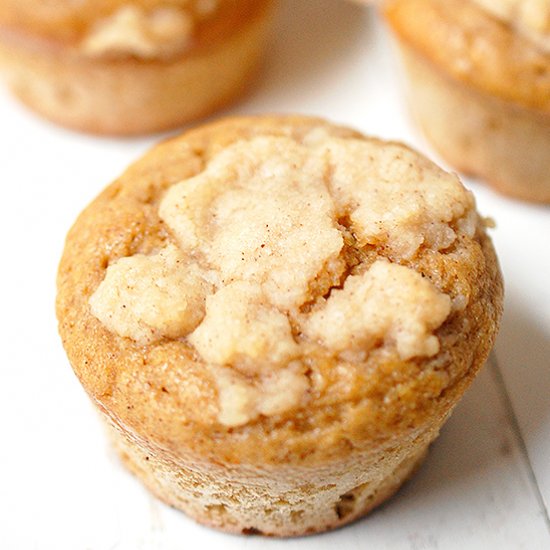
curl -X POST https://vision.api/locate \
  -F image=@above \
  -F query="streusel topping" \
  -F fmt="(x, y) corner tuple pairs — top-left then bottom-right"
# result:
(90, 131), (476, 425)
(81, 1), (220, 58)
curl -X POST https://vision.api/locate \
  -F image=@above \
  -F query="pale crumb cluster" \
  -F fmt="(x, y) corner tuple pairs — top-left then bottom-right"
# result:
(90, 130), (476, 426)
(304, 260), (451, 361)
(213, 364), (309, 426)
(81, 2), (221, 59)
(189, 282), (300, 371)
(159, 136), (344, 310)
(473, 0), (550, 51)
(306, 132), (475, 259)
(90, 244), (212, 343)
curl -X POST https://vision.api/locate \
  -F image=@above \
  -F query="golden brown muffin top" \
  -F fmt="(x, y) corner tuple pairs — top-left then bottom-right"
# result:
(385, 0), (550, 113)
(56, 116), (503, 465)
(0, 0), (261, 59)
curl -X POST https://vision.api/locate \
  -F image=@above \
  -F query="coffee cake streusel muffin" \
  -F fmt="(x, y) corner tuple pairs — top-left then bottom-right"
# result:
(384, 0), (550, 203)
(0, 0), (273, 135)
(56, 115), (503, 536)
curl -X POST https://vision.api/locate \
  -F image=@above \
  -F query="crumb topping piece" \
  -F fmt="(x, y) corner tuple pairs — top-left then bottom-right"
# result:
(213, 365), (309, 426)
(472, 0), (550, 52)
(89, 244), (212, 343)
(189, 282), (300, 371)
(89, 129), (476, 426)
(159, 136), (344, 310)
(304, 260), (452, 361)
(81, 5), (195, 59)
(311, 135), (475, 259)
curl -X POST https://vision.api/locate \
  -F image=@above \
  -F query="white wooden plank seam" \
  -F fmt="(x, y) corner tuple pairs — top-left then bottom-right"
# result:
(489, 352), (550, 536)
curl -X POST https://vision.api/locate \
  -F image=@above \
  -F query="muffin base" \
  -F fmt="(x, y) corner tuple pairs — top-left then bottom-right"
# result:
(394, 42), (550, 204)
(0, 2), (272, 135)
(103, 410), (445, 537)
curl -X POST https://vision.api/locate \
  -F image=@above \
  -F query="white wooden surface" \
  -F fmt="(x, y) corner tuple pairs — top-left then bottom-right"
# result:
(1, 1), (549, 548)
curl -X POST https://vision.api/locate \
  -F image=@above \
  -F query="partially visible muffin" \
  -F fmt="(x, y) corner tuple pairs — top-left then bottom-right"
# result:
(384, 0), (550, 203)
(57, 115), (503, 536)
(0, 1), (273, 135)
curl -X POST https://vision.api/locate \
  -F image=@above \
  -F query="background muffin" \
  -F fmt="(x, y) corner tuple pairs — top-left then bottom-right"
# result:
(0, 0), (273, 135)
(57, 115), (503, 536)
(384, 0), (550, 203)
